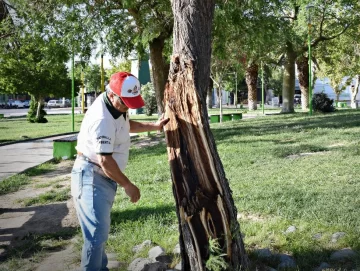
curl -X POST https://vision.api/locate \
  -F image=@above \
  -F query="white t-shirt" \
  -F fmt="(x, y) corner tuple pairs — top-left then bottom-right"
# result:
(76, 93), (131, 171)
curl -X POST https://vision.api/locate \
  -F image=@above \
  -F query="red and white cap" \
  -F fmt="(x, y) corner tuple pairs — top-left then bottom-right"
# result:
(108, 72), (145, 109)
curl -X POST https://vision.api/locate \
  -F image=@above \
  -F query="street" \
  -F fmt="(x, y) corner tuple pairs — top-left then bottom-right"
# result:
(0, 107), (83, 117)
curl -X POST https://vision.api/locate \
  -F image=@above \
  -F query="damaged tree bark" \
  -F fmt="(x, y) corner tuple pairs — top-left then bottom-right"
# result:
(163, 1), (248, 270)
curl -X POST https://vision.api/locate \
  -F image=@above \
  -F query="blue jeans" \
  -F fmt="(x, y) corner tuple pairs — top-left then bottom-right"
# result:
(71, 159), (117, 271)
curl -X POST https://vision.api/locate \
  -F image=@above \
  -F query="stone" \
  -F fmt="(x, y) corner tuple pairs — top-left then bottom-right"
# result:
(314, 262), (331, 271)
(277, 254), (296, 269)
(155, 255), (173, 264)
(128, 258), (153, 271)
(148, 246), (166, 259)
(132, 240), (153, 253)
(255, 248), (272, 259)
(174, 261), (181, 270)
(312, 233), (322, 240)
(107, 253), (117, 260)
(330, 248), (358, 262)
(172, 243), (180, 254)
(107, 261), (125, 269)
(143, 262), (168, 271)
(331, 232), (346, 243)
(285, 226), (296, 234)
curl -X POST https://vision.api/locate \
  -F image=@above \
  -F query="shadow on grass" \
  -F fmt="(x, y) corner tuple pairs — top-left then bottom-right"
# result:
(212, 110), (360, 143)
(129, 141), (167, 158)
(24, 159), (62, 177)
(111, 204), (175, 224)
(248, 246), (360, 270)
(0, 203), (78, 262)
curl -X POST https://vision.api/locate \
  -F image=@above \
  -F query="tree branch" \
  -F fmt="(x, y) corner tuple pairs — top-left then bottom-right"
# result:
(0, 32), (14, 39)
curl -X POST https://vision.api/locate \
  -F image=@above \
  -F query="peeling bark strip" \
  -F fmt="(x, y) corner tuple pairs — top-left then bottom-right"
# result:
(164, 2), (248, 270)
(164, 56), (248, 271)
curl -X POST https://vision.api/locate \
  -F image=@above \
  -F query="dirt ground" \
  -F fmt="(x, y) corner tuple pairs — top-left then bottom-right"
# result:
(0, 135), (165, 271)
(0, 159), (80, 271)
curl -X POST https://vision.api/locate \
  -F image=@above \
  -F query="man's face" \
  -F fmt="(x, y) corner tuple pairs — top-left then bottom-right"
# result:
(109, 92), (129, 112)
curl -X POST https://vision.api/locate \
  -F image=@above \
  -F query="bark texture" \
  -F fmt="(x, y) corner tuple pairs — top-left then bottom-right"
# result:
(164, 1), (248, 270)
(296, 56), (309, 110)
(245, 63), (258, 111)
(281, 46), (297, 113)
(149, 37), (170, 114)
(206, 78), (213, 109)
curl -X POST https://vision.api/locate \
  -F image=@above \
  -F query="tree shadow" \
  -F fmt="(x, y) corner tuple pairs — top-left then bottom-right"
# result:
(248, 246), (360, 270)
(0, 203), (78, 262)
(212, 110), (360, 143)
(110, 204), (176, 224)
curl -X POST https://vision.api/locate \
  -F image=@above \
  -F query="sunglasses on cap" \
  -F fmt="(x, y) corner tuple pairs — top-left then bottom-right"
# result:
(106, 85), (126, 105)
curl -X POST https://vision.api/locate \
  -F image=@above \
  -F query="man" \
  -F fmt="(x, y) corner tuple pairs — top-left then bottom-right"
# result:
(71, 71), (169, 270)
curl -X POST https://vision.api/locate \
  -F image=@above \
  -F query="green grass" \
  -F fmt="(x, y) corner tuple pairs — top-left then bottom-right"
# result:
(0, 114), (158, 144)
(1, 109), (360, 270)
(106, 109), (360, 270)
(19, 188), (71, 206)
(0, 174), (31, 195)
(0, 160), (61, 195)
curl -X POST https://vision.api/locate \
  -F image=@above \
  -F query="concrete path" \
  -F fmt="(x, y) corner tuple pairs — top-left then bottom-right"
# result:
(0, 135), (72, 181)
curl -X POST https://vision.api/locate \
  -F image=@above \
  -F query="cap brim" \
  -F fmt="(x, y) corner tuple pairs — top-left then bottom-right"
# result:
(121, 95), (145, 109)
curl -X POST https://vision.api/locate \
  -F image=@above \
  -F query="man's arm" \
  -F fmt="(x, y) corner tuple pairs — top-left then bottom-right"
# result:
(97, 154), (140, 203)
(129, 117), (170, 133)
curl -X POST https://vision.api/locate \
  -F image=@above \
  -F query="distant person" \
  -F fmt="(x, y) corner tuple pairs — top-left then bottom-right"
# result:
(71, 71), (169, 270)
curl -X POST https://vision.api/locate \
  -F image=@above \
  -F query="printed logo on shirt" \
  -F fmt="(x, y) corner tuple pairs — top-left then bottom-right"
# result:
(97, 135), (111, 145)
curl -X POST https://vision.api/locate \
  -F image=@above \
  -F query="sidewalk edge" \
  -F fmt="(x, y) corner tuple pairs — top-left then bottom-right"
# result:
(0, 132), (79, 147)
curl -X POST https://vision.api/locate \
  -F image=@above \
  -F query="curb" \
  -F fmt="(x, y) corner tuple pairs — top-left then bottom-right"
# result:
(0, 132), (79, 147)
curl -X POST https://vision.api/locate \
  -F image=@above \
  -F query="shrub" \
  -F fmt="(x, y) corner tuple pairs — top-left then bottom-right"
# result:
(312, 92), (335, 113)
(27, 97), (48, 123)
(141, 82), (157, 116)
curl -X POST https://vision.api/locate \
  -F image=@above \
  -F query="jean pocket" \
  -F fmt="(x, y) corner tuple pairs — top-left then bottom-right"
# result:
(71, 168), (83, 199)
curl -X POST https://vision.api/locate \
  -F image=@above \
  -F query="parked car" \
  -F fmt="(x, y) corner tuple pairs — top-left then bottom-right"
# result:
(6, 99), (17, 108)
(13, 100), (25, 108)
(294, 94), (301, 104)
(23, 100), (31, 108)
(46, 100), (62, 108)
(59, 99), (71, 107)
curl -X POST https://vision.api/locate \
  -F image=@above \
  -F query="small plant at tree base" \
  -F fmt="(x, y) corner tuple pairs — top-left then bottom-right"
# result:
(27, 97), (48, 123)
(312, 92), (335, 113)
(141, 82), (157, 116)
(205, 238), (229, 271)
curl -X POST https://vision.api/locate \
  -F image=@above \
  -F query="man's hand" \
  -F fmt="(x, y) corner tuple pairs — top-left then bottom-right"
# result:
(155, 114), (170, 131)
(123, 182), (141, 203)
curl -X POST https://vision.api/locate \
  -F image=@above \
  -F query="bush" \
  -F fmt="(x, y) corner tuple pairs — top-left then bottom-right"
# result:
(27, 97), (48, 123)
(312, 92), (335, 113)
(141, 82), (157, 116)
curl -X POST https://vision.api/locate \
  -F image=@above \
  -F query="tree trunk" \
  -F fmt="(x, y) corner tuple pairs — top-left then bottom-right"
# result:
(296, 56), (309, 110)
(36, 96), (42, 119)
(351, 75), (359, 108)
(149, 37), (170, 114)
(207, 78), (213, 109)
(164, 1), (248, 270)
(281, 47), (296, 113)
(245, 62), (258, 111)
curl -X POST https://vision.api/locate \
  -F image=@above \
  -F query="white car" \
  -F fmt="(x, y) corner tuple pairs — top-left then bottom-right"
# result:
(46, 100), (62, 108)
(13, 100), (25, 108)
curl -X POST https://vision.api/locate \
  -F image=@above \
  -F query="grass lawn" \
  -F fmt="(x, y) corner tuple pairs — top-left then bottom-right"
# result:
(111, 109), (360, 270)
(1, 108), (360, 270)
(0, 114), (158, 144)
